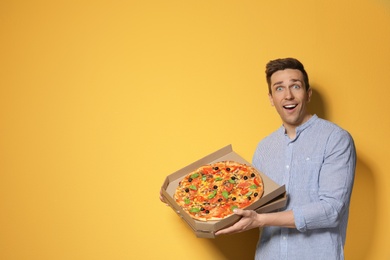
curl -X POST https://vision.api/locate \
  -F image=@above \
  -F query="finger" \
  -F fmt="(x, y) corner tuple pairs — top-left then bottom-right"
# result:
(215, 219), (246, 236)
(159, 193), (170, 205)
(233, 208), (252, 217)
(215, 223), (241, 236)
(159, 195), (165, 202)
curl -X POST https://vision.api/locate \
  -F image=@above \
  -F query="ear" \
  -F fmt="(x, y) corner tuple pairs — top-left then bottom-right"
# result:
(268, 93), (275, 106)
(307, 88), (312, 102)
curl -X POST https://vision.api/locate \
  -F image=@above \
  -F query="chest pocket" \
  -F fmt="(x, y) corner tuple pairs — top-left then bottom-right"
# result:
(290, 156), (323, 191)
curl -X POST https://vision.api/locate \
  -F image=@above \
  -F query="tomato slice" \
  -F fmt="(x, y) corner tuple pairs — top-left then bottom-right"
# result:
(196, 196), (205, 202)
(254, 178), (261, 186)
(202, 166), (214, 175)
(225, 183), (233, 192)
(240, 200), (251, 207)
(241, 188), (249, 195)
(237, 182), (250, 189)
(213, 205), (231, 218)
(209, 195), (222, 204)
(228, 166), (238, 173)
(191, 178), (201, 185)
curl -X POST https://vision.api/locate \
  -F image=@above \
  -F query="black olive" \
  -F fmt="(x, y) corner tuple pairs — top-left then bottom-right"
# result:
(232, 197), (236, 201)
(231, 176), (236, 180)
(218, 198), (222, 202)
(248, 196), (251, 200)
(213, 185), (218, 189)
(213, 167), (219, 170)
(200, 207), (205, 211)
(244, 176), (248, 180)
(185, 188), (189, 193)
(205, 210), (210, 214)
(251, 173), (255, 177)
(254, 193), (258, 197)
(188, 177), (193, 182)
(226, 167), (231, 171)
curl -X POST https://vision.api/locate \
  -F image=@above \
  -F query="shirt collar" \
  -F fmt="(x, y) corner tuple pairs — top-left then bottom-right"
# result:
(278, 114), (318, 140)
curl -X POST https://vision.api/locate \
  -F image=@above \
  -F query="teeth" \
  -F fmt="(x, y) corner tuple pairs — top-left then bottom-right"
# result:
(284, 105), (297, 108)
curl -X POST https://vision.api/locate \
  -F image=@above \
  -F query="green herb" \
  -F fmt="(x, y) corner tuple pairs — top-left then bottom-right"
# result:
(231, 205), (238, 211)
(228, 179), (235, 184)
(189, 185), (197, 190)
(222, 191), (229, 199)
(215, 177), (223, 181)
(208, 190), (217, 199)
(190, 207), (200, 213)
(184, 198), (190, 204)
(202, 175), (207, 181)
(245, 191), (253, 197)
(191, 173), (199, 179)
(250, 184), (257, 189)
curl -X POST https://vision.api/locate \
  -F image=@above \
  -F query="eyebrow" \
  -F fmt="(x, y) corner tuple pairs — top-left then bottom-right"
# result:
(272, 79), (302, 87)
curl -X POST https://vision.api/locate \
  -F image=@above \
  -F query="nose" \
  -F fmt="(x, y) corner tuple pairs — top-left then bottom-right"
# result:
(284, 88), (294, 100)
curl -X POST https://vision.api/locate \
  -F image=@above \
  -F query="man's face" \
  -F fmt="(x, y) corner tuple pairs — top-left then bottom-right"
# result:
(268, 69), (312, 129)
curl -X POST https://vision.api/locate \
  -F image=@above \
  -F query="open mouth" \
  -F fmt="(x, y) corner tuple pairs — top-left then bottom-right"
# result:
(283, 104), (297, 110)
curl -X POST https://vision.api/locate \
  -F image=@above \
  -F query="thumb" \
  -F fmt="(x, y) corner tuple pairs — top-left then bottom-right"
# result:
(233, 208), (246, 216)
(233, 208), (254, 217)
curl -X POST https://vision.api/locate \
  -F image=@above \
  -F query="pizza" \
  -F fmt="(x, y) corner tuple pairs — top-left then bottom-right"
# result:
(174, 161), (264, 221)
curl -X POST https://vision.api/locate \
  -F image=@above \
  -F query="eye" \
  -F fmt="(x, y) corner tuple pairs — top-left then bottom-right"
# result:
(292, 84), (300, 89)
(275, 86), (283, 91)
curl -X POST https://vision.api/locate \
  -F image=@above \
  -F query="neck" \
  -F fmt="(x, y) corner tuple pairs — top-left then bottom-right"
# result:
(284, 126), (297, 140)
(284, 114), (313, 139)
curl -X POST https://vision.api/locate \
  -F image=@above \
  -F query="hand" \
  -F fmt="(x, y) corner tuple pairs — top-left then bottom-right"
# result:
(159, 188), (168, 205)
(215, 208), (261, 236)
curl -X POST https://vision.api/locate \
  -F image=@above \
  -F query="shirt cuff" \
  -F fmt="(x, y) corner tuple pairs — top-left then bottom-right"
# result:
(293, 208), (307, 232)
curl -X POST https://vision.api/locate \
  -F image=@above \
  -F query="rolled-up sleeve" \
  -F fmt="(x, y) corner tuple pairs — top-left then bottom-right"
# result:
(293, 130), (356, 232)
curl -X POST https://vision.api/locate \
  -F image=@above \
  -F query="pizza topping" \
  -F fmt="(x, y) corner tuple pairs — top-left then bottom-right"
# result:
(174, 161), (264, 221)
(191, 173), (199, 179)
(208, 190), (217, 199)
(222, 190), (229, 199)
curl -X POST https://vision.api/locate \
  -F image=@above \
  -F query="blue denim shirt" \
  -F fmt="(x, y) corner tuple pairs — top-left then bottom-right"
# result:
(252, 115), (356, 260)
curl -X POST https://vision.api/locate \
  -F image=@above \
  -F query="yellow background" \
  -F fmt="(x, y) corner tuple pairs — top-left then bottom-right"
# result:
(1, 0), (389, 259)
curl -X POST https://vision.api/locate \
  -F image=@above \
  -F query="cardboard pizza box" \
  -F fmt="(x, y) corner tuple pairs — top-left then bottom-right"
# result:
(161, 144), (287, 238)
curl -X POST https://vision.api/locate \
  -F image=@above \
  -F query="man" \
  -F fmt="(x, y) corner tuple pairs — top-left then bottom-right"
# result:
(215, 58), (356, 260)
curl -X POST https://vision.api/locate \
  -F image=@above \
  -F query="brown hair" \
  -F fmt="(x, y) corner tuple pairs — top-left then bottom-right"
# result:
(265, 58), (310, 94)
